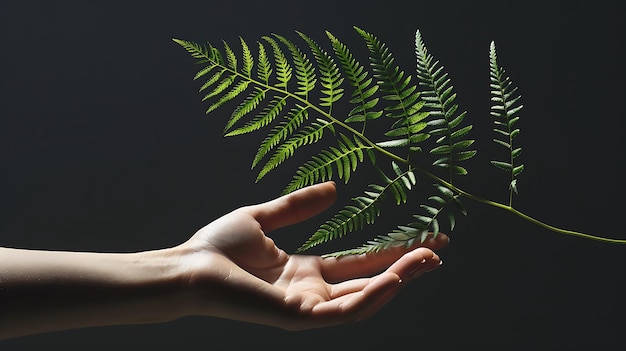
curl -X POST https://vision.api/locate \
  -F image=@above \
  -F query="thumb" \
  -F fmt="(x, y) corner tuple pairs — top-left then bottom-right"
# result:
(241, 181), (337, 233)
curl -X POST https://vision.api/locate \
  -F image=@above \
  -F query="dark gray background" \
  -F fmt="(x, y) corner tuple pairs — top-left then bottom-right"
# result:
(1, 0), (624, 350)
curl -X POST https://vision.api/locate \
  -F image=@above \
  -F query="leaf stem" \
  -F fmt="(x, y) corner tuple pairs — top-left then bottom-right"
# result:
(410, 164), (626, 244)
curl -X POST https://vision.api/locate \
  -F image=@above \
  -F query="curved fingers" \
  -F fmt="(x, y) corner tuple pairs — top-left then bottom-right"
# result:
(288, 249), (442, 329)
(300, 271), (402, 328)
(320, 234), (449, 283)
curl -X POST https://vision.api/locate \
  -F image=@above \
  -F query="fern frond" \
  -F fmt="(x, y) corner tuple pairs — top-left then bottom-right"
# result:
(197, 69), (225, 92)
(297, 183), (386, 252)
(355, 27), (429, 155)
(262, 36), (292, 90)
(326, 31), (383, 128)
(297, 32), (345, 111)
(326, 183), (466, 257)
(176, 35), (337, 181)
(239, 37), (254, 78)
(225, 95), (288, 137)
(222, 40), (237, 71)
(256, 118), (335, 181)
(252, 104), (309, 169)
(200, 74), (236, 102)
(274, 34), (317, 100)
(489, 41), (524, 204)
(256, 41), (272, 84)
(206, 80), (251, 114)
(173, 38), (213, 61)
(177, 29), (626, 256)
(283, 134), (373, 194)
(415, 30), (476, 182)
(174, 39), (253, 116)
(225, 87), (268, 132)
(299, 163), (416, 252)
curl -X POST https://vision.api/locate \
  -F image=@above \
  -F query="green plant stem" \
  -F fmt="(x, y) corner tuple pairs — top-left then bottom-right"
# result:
(410, 164), (626, 244)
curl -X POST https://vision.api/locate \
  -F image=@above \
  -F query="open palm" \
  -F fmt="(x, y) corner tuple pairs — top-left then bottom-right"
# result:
(177, 181), (448, 330)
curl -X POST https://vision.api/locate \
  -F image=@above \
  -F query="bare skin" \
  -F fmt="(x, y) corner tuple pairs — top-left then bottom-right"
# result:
(0, 181), (448, 340)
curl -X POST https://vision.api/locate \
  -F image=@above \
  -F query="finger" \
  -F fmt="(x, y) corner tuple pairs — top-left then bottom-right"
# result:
(382, 247), (443, 281)
(320, 233), (449, 283)
(328, 278), (370, 299)
(306, 271), (402, 327)
(353, 272), (408, 321)
(241, 181), (337, 233)
(303, 251), (442, 328)
(345, 251), (443, 321)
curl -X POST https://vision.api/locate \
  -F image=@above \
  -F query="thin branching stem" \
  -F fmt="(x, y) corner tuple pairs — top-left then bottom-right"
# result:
(407, 161), (626, 244)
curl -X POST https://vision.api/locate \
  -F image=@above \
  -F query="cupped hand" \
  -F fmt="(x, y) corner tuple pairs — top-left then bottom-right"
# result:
(176, 181), (449, 330)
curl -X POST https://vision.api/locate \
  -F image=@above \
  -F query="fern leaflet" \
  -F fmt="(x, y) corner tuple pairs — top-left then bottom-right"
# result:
(489, 41), (524, 205)
(415, 30), (476, 183)
(257, 118), (335, 181)
(283, 134), (373, 194)
(326, 31), (382, 129)
(298, 162), (416, 252)
(356, 26), (430, 156)
(297, 32), (345, 111)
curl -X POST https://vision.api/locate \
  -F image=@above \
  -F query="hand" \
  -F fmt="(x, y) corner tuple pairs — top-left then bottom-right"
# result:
(174, 181), (449, 330)
(0, 181), (448, 340)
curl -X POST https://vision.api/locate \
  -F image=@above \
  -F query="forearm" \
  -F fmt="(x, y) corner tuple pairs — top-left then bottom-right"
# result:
(0, 247), (186, 340)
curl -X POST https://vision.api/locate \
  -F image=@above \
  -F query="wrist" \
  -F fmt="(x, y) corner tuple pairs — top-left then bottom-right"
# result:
(126, 247), (194, 323)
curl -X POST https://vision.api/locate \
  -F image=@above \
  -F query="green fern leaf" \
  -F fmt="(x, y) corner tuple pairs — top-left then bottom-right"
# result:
(355, 26), (430, 154)
(274, 34), (317, 100)
(415, 30), (476, 183)
(256, 41), (272, 84)
(328, 183), (466, 257)
(297, 183), (386, 252)
(299, 164), (415, 252)
(283, 134), (372, 194)
(226, 95), (288, 137)
(197, 69), (225, 94)
(262, 36), (292, 90)
(173, 38), (213, 62)
(201, 75), (236, 102)
(297, 32), (345, 109)
(222, 40), (237, 71)
(489, 41), (524, 204)
(252, 104), (309, 169)
(256, 119), (335, 181)
(206, 80), (250, 114)
(225, 87), (268, 132)
(239, 37), (254, 78)
(326, 31), (383, 126)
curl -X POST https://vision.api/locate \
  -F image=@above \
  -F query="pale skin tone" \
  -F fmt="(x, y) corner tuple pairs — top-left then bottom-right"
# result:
(0, 181), (448, 340)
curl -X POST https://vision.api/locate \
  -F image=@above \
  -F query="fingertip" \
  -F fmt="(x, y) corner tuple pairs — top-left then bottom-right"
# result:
(399, 249), (443, 280)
